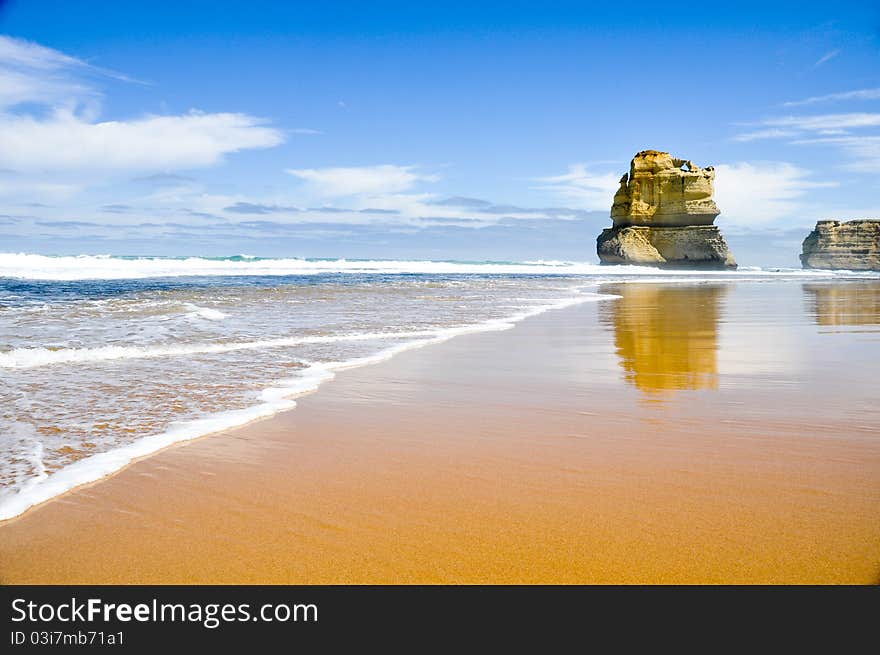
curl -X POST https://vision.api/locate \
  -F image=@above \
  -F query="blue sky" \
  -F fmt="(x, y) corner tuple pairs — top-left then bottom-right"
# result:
(0, 0), (878, 265)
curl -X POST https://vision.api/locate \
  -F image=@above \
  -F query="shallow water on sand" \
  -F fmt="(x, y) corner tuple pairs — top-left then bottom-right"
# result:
(1, 259), (878, 522)
(0, 273), (604, 517)
(596, 281), (880, 414)
(2, 277), (878, 583)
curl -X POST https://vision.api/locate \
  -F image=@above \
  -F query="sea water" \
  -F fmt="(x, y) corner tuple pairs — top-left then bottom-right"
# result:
(1, 253), (877, 520)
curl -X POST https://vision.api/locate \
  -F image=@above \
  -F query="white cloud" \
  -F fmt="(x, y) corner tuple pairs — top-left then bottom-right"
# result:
(0, 66), (94, 109)
(733, 128), (801, 142)
(714, 162), (835, 227)
(0, 35), (283, 179)
(0, 109), (283, 172)
(732, 112), (880, 172)
(286, 165), (436, 197)
(533, 164), (621, 210)
(763, 113), (880, 131)
(0, 35), (141, 111)
(89, 177), (597, 232)
(0, 179), (82, 200)
(0, 35), (85, 73)
(813, 49), (840, 68)
(782, 87), (880, 107)
(790, 135), (880, 172)
(734, 113), (880, 142)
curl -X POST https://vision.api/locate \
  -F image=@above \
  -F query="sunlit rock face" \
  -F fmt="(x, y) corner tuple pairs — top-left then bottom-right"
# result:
(800, 220), (880, 271)
(611, 150), (719, 227)
(598, 150), (736, 269)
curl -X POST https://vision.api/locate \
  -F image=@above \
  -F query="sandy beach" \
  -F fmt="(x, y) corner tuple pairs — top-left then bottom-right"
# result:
(1, 282), (879, 584)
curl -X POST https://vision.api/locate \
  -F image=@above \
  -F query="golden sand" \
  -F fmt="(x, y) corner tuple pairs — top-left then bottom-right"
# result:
(1, 284), (878, 584)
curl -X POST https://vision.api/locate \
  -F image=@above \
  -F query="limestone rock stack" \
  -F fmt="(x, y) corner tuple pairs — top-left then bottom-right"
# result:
(597, 150), (736, 269)
(800, 220), (880, 271)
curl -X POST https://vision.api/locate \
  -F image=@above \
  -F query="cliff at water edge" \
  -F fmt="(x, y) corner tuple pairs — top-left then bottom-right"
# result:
(800, 220), (880, 271)
(596, 150), (736, 269)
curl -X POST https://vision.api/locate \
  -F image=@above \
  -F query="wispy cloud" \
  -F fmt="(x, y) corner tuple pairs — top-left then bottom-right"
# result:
(90, 176), (602, 233)
(0, 35), (284, 180)
(358, 208), (400, 215)
(131, 173), (196, 185)
(789, 135), (880, 172)
(714, 162), (836, 227)
(100, 204), (131, 213)
(0, 37), (96, 110)
(286, 165), (437, 197)
(759, 113), (880, 131)
(427, 196), (493, 208)
(732, 111), (880, 171)
(0, 35), (147, 111)
(532, 164), (621, 211)
(782, 87), (880, 107)
(0, 34), (140, 83)
(0, 110), (283, 173)
(731, 114), (880, 144)
(813, 49), (840, 68)
(224, 201), (300, 214)
(0, 178), (83, 200)
(733, 128), (801, 142)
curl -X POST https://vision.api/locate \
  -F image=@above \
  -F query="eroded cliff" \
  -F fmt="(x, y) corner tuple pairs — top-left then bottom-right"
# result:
(597, 150), (736, 269)
(800, 220), (880, 271)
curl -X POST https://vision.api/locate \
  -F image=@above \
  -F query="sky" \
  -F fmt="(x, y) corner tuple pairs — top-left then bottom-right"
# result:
(0, 0), (878, 266)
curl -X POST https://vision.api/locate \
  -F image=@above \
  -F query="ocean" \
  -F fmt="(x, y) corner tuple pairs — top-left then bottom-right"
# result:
(1, 253), (878, 520)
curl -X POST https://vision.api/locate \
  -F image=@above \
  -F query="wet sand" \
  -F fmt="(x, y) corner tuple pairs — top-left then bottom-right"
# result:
(1, 282), (879, 583)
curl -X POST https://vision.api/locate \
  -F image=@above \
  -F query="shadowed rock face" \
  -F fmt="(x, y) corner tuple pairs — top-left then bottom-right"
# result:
(800, 220), (880, 271)
(597, 225), (736, 269)
(598, 150), (736, 269)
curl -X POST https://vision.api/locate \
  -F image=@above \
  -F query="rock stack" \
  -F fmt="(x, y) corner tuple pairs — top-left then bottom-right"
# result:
(596, 150), (736, 269)
(800, 219), (880, 271)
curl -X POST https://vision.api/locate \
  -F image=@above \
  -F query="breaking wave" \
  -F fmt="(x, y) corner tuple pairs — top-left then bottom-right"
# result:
(3, 252), (878, 281)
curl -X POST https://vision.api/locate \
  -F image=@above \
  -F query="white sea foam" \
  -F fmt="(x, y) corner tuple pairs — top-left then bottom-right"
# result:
(0, 290), (611, 521)
(184, 304), (229, 321)
(0, 425), (48, 500)
(0, 329), (466, 369)
(2, 252), (878, 281)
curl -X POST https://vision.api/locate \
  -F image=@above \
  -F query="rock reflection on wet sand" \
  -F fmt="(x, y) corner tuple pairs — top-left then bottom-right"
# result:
(600, 283), (725, 394)
(803, 282), (880, 328)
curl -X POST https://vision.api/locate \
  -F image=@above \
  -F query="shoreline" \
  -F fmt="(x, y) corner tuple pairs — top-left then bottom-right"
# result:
(1, 292), (878, 584)
(0, 290), (611, 523)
